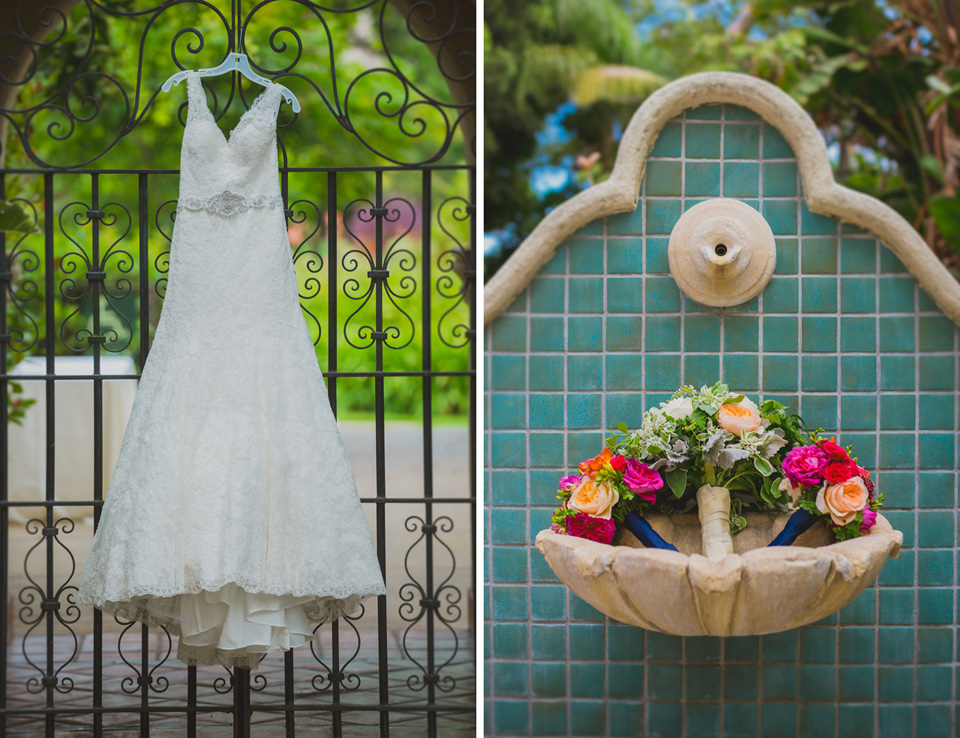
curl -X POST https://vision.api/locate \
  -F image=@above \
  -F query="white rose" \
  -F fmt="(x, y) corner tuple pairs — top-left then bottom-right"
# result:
(662, 396), (694, 420)
(731, 394), (759, 414)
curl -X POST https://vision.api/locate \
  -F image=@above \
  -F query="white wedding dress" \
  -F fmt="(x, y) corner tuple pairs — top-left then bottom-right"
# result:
(77, 72), (387, 669)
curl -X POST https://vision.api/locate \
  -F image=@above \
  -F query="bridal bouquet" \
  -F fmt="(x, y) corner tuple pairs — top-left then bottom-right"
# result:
(550, 382), (882, 554)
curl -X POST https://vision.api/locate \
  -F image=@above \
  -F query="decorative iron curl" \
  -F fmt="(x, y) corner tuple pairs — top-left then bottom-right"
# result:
(0, 0), (472, 169)
(436, 195), (472, 349)
(2, 197), (42, 353)
(17, 517), (81, 695)
(55, 200), (135, 353)
(398, 514), (461, 693)
(285, 198), (325, 344)
(310, 603), (366, 693)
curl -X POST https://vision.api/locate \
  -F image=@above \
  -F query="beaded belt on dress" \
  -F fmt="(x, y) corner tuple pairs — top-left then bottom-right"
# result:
(176, 190), (283, 218)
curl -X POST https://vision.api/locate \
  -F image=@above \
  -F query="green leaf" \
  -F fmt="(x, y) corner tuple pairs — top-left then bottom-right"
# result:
(722, 394), (745, 405)
(753, 456), (774, 477)
(0, 201), (40, 236)
(665, 468), (687, 499)
(929, 194), (960, 252)
(616, 422), (629, 433)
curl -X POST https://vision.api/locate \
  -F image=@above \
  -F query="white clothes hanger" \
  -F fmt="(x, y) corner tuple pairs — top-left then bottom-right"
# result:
(161, 51), (301, 113)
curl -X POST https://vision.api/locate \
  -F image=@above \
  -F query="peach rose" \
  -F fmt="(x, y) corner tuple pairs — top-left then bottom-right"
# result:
(717, 400), (762, 436)
(816, 476), (868, 526)
(567, 477), (620, 520)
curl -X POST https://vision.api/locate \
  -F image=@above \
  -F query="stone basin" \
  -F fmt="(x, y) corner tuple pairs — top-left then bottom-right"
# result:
(535, 512), (902, 636)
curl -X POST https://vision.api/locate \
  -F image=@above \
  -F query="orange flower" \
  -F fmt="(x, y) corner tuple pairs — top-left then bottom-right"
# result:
(579, 448), (612, 477)
(717, 402), (762, 436)
(567, 477), (620, 519)
(816, 477), (868, 526)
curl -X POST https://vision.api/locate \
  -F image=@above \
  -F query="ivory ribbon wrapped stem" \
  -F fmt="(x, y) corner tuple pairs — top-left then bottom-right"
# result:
(697, 484), (734, 561)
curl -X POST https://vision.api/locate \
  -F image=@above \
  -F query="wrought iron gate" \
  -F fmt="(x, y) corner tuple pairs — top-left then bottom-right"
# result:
(0, 1), (475, 735)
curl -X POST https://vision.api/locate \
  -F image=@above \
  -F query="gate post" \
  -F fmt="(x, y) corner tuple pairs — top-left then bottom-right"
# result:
(233, 667), (250, 738)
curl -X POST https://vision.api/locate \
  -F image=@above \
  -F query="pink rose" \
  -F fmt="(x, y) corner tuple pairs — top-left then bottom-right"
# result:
(559, 475), (581, 492)
(567, 477), (620, 519)
(782, 445), (829, 487)
(816, 477), (868, 526)
(566, 512), (616, 544)
(859, 507), (877, 534)
(623, 459), (663, 503)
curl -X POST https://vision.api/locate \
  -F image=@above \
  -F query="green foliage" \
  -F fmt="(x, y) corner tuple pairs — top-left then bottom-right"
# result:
(486, 0), (960, 281)
(3, 4), (472, 423)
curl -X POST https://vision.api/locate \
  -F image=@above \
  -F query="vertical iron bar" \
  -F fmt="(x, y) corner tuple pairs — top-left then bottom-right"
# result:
(468, 168), (476, 664)
(137, 173), (150, 367)
(328, 171), (342, 738)
(284, 651), (295, 738)
(280, 166), (296, 738)
(374, 169), (389, 738)
(421, 169), (437, 738)
(234, 667), (250, 738)
(187, 666), (197, 738)
(0, 172), (8, 738)
(94, 174), (107, 737)
(43, 171), (55, 738)
(327, 171), (338, 415)
(332, 620), (342, 737)
(140, 623), (149, 735)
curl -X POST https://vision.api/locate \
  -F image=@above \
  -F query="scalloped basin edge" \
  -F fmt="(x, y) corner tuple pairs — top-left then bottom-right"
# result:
(535, 512), (902, 637)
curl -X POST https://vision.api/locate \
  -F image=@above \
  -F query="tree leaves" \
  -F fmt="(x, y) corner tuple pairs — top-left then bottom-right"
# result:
(0, 201), (40, 236)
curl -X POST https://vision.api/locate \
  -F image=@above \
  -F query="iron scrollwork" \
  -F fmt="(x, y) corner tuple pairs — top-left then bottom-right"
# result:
(17, 518), (82, 695)
(0, 0), (475, 169)
(398, 514), (461, 693)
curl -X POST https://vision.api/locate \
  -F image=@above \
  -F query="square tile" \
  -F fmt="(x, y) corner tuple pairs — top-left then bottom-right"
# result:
(607, 207), (643, 236)
(645, 315), (680, 351)
(840, 237), (877, 274)
(685, 123), (721, 157)
(569, 238), (604, 274)
(530, 316), (564, 352)
(650, 121), (682, 156)
(840, 316), (876, 352)
(606, 355), (643, 391)
(763, 316), (798, 352)
(645, 277), (682, 312)
(762, 161), (798, 196)
(645, 237), (669, 273)
(567, 394), (602, 429)
(685, 161), (721, 197)
(762, 124), (793, 157)
(763, 277), (799, 312)
(568, 354), (603, 391)
(607, 238), (643, 274)
(801, 237), (838, 273)
(723, 161), (759, 197)
(801, 277), (838, 312)
(608, 277), (644, 313)
(686, 314), (721, 352)
(568, 277), (604, 313)
(725, 124), (760, 158)
(568, 316), (603, 352)
(530, 277), (566, 313)
(725, 315), (759, 352)
(645, 160), (682, 197)
(606, 315), (643, 351)
(763, 200), (798, 235)
(492, 316), (527, 352)
(646, 199), (682, 234)
(801, 316), (837, 352)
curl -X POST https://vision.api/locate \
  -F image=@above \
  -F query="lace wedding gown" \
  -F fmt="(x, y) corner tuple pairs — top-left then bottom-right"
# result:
(77, 72), (387, 669)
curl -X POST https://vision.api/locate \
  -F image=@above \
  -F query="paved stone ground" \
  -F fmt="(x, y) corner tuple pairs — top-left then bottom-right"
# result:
(4, 422), (475, 735)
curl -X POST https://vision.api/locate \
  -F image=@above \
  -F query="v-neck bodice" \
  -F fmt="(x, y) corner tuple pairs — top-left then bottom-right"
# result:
(178, 72), (283, 204)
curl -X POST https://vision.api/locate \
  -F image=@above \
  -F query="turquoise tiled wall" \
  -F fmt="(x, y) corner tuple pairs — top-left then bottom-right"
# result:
(485, 104), (959, 737)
